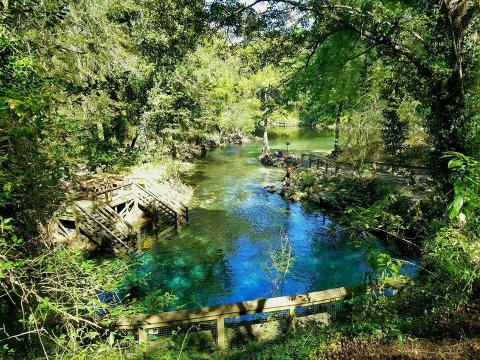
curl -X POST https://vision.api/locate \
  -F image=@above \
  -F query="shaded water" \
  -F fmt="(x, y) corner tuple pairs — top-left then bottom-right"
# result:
(136, 128), (414, 309)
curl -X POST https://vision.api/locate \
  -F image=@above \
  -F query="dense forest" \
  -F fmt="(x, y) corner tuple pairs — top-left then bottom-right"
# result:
(1, 0), (480, 359)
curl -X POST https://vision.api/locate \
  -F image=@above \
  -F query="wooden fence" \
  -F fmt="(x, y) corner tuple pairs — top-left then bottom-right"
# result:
(116, 287), (349, 350)
(300, 153), (429, 176)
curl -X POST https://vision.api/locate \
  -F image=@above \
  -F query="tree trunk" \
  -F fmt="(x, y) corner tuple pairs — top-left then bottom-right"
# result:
(334, 115), (340, 153)
(129, 130), (139, 149)
(262, 118), (270, 156)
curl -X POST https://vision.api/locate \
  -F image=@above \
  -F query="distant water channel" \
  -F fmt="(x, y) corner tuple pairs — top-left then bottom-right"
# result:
(135, 128), (416, 310)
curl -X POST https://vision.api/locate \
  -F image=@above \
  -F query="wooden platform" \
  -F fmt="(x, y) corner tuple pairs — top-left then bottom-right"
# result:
(56, 178), (189, 254)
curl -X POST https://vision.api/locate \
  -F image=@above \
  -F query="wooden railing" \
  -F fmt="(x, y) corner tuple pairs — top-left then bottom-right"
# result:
(300, 154), (429, 176)
(94, 180), (189, 221)
(74, 204), (131, 250)
(116, 287), (349, 350)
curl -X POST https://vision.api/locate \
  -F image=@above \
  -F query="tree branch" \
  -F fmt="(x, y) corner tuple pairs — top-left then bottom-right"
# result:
(225, 0), (435, 78)
(322, 11), (434, 78)
(344, 45), (375, 63)
(279, 29), (338, 86)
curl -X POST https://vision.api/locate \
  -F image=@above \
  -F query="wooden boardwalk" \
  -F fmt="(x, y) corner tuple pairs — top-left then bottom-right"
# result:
(116, 286), (351, 350)
(56, 178), (188, 254)
(300, 153), (429, 179)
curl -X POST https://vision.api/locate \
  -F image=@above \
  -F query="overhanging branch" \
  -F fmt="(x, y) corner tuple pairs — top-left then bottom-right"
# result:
(223, 0), (436, 78)
(279, 29), (338, 86)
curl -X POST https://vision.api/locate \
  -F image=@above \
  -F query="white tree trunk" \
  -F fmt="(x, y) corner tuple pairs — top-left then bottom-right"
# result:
(262, 118), (270, 156)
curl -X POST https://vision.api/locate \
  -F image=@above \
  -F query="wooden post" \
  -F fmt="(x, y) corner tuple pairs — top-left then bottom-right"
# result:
(217, 316), (226, 350)
(287, 306), (296, 332)
(131, 184), (136, 213)
(335, 162), (339, 175)
(73, 205), (80, 241)
(138, 327), (147, 344)
(316, 158), (320, 170)
(137, 230), (142, 252)
(185, 207), (189, 222)
(324, 160), (328, 173)
(308, 156), (312, 168)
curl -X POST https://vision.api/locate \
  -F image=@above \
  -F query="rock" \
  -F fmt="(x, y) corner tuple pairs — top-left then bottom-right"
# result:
(295, 312), (330, 328)
(226, 320), (281, 344)
(70, 234), (98, 252)
(259, 153), (274, 165)
(264, 183), (277, 193)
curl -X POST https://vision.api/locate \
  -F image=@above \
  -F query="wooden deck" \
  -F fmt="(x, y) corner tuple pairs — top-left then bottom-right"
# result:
(56, 178), (188, 254)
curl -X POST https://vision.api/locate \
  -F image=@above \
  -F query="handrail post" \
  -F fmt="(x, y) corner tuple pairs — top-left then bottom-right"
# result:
(217, 316), (226, 350)
(134, 185), (139, 213)
(138, 327), (147, 344)
(73, 204), (80, 241)
(185, 206), (189, 222)
(287, 306), (296, 332)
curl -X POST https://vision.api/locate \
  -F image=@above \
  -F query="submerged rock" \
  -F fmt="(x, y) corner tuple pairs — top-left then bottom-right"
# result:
(264, 183), (277, 193)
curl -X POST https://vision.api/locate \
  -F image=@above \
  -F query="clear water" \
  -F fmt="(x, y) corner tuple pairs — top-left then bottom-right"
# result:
(135, 128), (416, 310)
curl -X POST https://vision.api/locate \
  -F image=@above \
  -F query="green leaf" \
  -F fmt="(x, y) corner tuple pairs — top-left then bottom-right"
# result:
(453, 195), (464, 212)
(448, 159), (463, 169)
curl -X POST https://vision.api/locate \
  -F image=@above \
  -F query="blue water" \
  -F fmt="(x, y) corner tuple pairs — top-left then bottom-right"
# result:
(136, 130), (417, 310)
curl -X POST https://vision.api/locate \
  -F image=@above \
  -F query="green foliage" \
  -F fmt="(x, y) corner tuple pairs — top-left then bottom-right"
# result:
(299, 171), (316, 190)
(445, 152), (480, 221)
(214, 0), (480, 173)
(141, 36), (288, 159)
(135, 290), (178, 314)
(0, 0), (207, 355)
(381, 102), (408, 160)
(1, 0), (480, 356)
(338, 108), (384, 167)
(286, 30), (370, 126)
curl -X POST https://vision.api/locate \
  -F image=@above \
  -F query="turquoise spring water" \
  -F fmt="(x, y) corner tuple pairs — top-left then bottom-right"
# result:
(135, 128), (417, 310)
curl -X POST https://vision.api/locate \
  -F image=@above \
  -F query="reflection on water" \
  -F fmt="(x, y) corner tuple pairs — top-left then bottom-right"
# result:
(134, 128), (414, 310)
(255, 127), (334, 155)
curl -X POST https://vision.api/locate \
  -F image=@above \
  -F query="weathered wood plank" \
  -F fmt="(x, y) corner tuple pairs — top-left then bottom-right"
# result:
(117, 287), (347, 328)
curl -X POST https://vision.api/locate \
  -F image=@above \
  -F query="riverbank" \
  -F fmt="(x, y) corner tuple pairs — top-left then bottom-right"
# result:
(48, 131), (252, 251)
(275, 165), (443, 254)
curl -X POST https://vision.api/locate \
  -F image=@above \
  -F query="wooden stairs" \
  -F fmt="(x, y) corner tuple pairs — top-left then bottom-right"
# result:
(134, 183), (179, 224)
(55, 178), (188, 254)
(75, 202), (134, 253)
